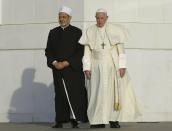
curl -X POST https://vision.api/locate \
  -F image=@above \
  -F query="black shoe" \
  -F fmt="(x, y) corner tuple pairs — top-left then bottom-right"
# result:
(90, 124), (105, 128)
(52, 122), (63, 128)
(70, 119), (78, 128)
(109, 121), (120, 128)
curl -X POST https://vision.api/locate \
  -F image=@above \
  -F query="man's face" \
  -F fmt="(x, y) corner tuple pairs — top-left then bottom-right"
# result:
(95, 12), (108, 27)
(58, 12), (71, 27)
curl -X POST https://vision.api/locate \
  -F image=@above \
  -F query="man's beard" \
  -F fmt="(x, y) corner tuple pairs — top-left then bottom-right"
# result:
(60, 22), (67, 27)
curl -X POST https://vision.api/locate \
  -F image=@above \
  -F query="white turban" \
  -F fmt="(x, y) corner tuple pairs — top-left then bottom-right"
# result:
(59, 5), (72, 16)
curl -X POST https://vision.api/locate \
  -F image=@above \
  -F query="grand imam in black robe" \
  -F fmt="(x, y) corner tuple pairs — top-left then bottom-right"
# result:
(45, 25), (88, 123)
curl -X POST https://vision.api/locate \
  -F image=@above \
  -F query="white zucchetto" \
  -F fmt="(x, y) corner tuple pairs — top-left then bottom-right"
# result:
(96, 8), (107, 15)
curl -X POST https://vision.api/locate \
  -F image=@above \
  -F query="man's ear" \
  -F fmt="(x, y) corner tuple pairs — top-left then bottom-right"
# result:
(69, 16), (72, 20)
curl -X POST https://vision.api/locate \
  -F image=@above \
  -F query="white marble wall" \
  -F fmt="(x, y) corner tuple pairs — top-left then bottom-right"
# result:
(0, 0), (172, 122)
(0, 0), (2, 24)
(1, 0), (83, 24)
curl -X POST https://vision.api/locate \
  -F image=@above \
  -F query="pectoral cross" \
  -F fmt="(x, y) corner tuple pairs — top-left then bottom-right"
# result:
(101, 43), (106, 49)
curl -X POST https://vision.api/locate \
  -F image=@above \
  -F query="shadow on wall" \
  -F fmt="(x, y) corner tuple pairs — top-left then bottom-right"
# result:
(8, 68), (55, 122)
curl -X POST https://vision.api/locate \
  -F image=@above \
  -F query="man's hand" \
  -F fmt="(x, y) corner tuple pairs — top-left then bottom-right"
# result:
(84, 70), (91, 79)
(119, 68), (126, 78)
(53, 61), (70, 70)
(54, 62), (65, 70)
(62, 61), (70, 68)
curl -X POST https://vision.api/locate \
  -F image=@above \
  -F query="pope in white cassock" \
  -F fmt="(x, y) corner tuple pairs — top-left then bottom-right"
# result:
(79, 8), (142, 128)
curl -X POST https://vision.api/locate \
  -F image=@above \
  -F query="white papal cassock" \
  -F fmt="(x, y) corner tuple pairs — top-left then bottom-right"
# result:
(79, 23), (142, 125)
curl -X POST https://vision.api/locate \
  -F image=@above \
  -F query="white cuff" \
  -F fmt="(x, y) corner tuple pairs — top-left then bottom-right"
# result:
(119, 54), (127, 68)
(52, 60), (57, 65)
(82, 57), (91, 71)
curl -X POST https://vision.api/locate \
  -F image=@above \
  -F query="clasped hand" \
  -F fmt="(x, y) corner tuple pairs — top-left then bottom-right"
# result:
(53, 61), (69, 70)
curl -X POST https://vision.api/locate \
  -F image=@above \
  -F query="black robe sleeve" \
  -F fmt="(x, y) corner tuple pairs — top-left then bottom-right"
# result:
(45, 30), (56, 68)
(66, 30), (84, 71)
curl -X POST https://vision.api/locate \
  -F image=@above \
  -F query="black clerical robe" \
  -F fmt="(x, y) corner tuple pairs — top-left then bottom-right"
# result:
(45, 25), (88, 123)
